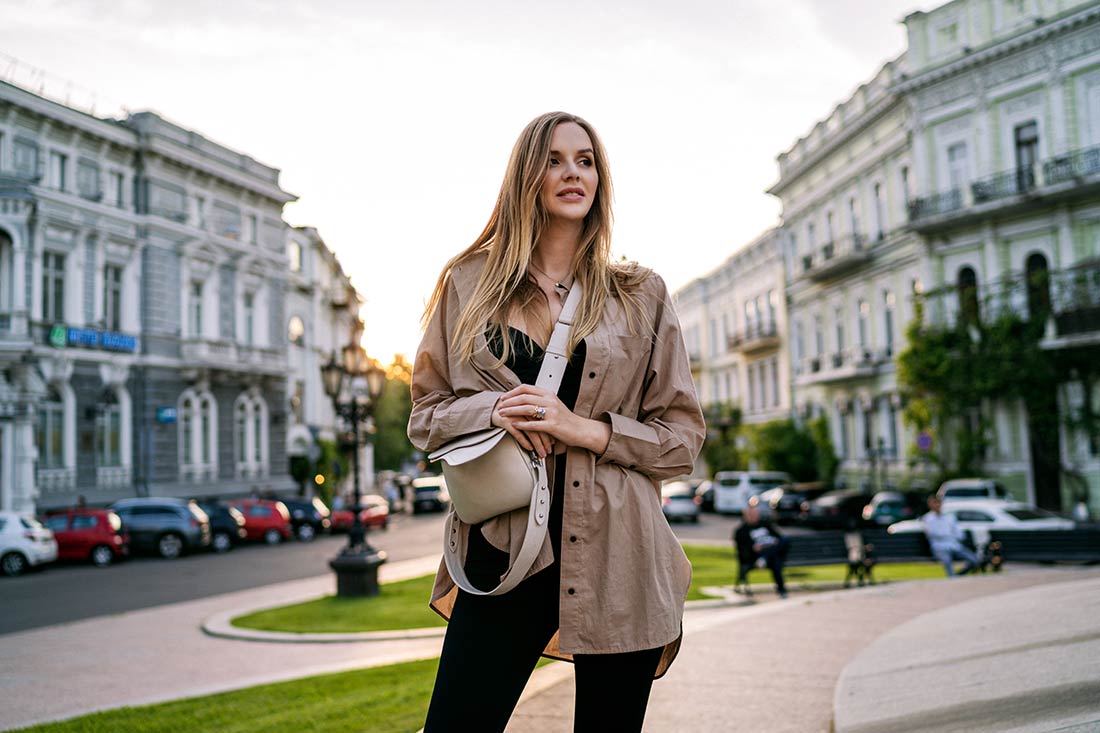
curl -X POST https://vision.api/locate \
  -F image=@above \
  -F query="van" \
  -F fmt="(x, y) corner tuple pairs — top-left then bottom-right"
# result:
(712, 471), (792, 514)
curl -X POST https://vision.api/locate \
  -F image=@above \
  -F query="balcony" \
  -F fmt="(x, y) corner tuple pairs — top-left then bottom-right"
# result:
(795, 349), (882, 386)
(803, 233), (873, 282)
(37, 468), (76, 493)
(909, 147), (1100, 233)
(181, 338), (286, 375)
(96, 465), (132, 489)
(728, 323), (780, 354)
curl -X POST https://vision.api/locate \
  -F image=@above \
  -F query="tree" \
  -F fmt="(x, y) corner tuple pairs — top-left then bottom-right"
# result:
(701, 402), (743, 475)
(746, 419), (818, 482)
(808, 415), (839, 484)
(373, 355), (416, 471)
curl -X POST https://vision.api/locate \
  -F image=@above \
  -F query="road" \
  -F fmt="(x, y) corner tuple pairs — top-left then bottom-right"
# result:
(1, 507), (798, 635)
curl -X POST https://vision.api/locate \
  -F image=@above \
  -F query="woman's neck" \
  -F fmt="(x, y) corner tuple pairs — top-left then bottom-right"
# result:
(533, 219), (583, 280)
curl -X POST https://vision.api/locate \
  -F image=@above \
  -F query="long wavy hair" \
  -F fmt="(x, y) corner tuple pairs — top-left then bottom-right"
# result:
(421, 111), (649, 366)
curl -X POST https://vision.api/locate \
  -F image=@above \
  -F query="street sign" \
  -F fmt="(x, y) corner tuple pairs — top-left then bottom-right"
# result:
(156, 407), (178, 424)
(917, 431), (933, 452)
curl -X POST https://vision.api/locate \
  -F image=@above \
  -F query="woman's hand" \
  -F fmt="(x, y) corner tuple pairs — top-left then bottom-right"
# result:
(496, 385), (611, 455)
(492, 395), (555, 458)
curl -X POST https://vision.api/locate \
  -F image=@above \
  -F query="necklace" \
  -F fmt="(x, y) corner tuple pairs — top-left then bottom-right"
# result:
(529, 261), (571, 296)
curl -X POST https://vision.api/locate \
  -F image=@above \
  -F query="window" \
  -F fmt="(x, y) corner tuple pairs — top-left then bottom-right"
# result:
(767, 290), (777, 328)
(1025, 252), (1051, 323)
(873, 183), (884, 240)
(288, 316), (305, 345)
(747, 368), (756, 412)
(179, 388), (217, 479)
(834, 306), (845, 356)
(13, 138), (38, 179)
(77, 160), (100, 200)
(234, 391), (269, 478)
(113, 172), (125, 208)
(36, 387), (64, 469)
(813, 314), (824, 357)
(709, 317), (718, 357)
(42, 252), (66, 322)
(96, 392), (121, 467)
(1014, 121), (1038, 192)
(247, 214), (258, 245)
(883, 291), (896, 356)
(195, 196), (207, 229)
(770, 359), (779, 408)
(947, 143), (968, 192)
(887, 403), (899, 457)
(189, 282), (203, 338)
(900, 166), (911, 203)
(49, 151), (67, 191)
(857, 299), (870, 349)
(836, 409), (849, 459)
(825, 211), (835, 244)
(288, 241), (302, 273)
(937, 21), (959, 45)
(848, 197), (859, 237)
(104, 265), (122, 331)
(958, 267), (980, 325)
(794, 321), (805, 367)
(243, 292), (255, 345)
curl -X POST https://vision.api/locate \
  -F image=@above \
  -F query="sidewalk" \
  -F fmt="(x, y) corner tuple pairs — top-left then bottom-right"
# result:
(3, 560), (1098, 732)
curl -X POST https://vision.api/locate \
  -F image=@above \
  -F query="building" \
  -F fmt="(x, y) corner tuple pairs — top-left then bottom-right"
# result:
(0, 78), (366, 512)
(285, 226), (365, 488)
(899, 0), (1100, 511)
(769, 59), (923, 492)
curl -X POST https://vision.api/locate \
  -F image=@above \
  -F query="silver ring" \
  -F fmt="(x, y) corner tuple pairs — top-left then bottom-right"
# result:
(534, 406), (546, 420)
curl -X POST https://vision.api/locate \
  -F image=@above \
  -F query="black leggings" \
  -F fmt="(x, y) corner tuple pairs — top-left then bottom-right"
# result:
(423, 528), (663, 733)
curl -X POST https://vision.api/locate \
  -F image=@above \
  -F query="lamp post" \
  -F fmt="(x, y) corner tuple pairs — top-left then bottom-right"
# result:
(321, 342), (388, 597)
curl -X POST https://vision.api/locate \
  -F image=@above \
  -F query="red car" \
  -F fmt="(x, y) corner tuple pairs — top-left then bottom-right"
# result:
(227, 499), (293, 544)
(330, 495), (390, 532)
(42, 509), (129, 567)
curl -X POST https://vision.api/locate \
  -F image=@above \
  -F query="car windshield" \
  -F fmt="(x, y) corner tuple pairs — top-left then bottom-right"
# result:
(750, 477), (787, 486)
(20, 516), (44, 530)
(945, 487), (987, 498)
(1005, 508), (1059, 521)
(416, 486), (439, 495)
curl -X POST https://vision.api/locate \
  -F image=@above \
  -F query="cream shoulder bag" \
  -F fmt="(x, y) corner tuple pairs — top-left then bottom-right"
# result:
(427, 281), (582, 596)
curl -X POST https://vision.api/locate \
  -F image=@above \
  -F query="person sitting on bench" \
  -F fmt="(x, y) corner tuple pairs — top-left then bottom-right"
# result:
(734, 500), (790, 599)
(922, 496), (980, 577)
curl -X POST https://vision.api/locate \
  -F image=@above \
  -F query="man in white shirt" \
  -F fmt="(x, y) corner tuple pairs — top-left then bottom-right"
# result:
(922, 496), (980, 576)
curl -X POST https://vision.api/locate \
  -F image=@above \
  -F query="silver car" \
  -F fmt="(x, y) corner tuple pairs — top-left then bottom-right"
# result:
(110, 498), (211, 559)
(661, 481), (701, 523)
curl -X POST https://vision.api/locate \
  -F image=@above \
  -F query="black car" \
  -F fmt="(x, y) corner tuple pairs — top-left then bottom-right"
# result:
(281, 497), (332, 541)
(194, 500), (247, 553)
(411, 476), (449, 514)
(861, 491), (925, 527)
(800, 489), (873, 530)
(110, 498), (212, 558)
(760, 482), (833, 524)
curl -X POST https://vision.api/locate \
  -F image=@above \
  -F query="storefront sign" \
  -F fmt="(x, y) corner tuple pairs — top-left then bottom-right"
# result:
(156, 407), (178, 424)
(48, 325), (138, 353)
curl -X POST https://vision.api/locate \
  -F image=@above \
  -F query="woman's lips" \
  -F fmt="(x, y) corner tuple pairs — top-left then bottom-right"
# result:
(557, 188), (585, 200)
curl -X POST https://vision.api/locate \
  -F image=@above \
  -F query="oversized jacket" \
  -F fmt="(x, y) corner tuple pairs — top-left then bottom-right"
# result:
(407, 251), (706, 678)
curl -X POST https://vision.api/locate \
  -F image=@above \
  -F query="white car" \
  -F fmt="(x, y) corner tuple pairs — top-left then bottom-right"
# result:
(937, 478), (1012, 504)
(660, 481), (701, 523)
(712, 471), (791, 514)
(1, 511), (59, 576)
(887, 500), (1074, 550)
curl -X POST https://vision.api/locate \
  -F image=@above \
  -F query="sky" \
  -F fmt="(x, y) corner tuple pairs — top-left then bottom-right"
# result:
(1, 0), (943, 362)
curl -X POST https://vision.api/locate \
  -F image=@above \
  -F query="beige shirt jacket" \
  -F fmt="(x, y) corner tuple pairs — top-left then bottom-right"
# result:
(407, 252), (706, 678)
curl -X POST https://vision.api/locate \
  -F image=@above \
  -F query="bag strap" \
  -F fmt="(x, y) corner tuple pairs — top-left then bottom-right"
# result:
(443, 280), (583, 596)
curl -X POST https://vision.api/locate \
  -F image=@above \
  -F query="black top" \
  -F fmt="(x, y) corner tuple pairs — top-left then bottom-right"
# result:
(733, 520), (784, 563)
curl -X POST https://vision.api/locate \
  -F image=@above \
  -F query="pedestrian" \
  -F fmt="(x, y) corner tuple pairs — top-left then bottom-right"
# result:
(408, 111), (705, 733)
(75, 495), (87, 509)
(733, 499), (790, 598)
(921, 496), (980, 576)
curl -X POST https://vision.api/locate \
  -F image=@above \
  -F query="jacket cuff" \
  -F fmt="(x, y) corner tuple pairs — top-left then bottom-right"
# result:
(595, 411), (660, 470)
(443, 390), (506, 438)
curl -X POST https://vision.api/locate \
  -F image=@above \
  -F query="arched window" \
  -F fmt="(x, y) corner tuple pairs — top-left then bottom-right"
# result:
(96, 391), (121, 467)
(1025, 252), (1051, 323)
(958, 267), (980, 326)
(234, 391), (269, 479)
(0, 229), (12, 316)
(179, 387), (217, 480)
(37, 387), (64, 469)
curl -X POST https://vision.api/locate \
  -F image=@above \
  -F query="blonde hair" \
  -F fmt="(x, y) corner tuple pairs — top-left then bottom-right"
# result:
(422, 111), (649, 365)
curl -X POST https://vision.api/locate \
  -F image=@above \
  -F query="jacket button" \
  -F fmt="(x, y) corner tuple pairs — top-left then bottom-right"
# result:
(567, 587), (575, 595)
(570, 535), (577, 543)
(588, 371), (596, 379)
(572, 480), (579, 487)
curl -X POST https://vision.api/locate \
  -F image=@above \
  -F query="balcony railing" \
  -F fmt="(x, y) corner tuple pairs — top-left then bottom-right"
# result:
(971, 165), (1036, 204)
(804, 233), (872, 281)
(37, 467), (76, 492)
(908, 189), (962, 221)
(797, 348), (881, 384)
(1044, 144), (1100, 186)
(181, 339), (285, 373)
(727, 322), (780, 354)
(96, 465), (132, 489)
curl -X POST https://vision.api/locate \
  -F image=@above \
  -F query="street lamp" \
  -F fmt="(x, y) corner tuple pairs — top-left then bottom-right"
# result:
(321, 344), (388, 596)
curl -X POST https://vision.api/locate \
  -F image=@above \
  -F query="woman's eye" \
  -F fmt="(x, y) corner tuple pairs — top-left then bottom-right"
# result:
(549, 157), (559, 166)
(579, 158), (593, 167)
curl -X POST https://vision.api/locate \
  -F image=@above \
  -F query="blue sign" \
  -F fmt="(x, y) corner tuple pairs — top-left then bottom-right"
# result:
(48, 325), (138, 353)
(156, 407), (178, 424)
(917, 431), (933, 452)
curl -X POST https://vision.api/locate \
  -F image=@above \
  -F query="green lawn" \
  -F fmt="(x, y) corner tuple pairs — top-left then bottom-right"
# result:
(12, 657), (557, 733)
(232, 574), (445, 633)
(681, 543), (946, 600)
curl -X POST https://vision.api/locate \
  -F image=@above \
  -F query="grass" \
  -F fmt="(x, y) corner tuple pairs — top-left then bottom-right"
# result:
(12, 658), (556, 733)
(232, 573), (445, 633)
(681, 543), (947, 600)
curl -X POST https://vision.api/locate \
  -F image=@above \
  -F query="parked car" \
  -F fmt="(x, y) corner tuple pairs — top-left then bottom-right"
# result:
(193, 500), (248, 553)
(661, 481), (701, 523)
(689, 479), (714, 512)
(42, 509), (129, 566)
(331, 495), (390, 532)
(937, 478), (1012, 504)
(0, 511), (58, 576)
(800, 489), (872, 530)
(281, 497), (332, 541)
(227, 499), (293, 544)
(759, 482), (832, 524)
(887, 500), (1075, 550)
(713, 471), (791, 514)
(110, 498), (211, 559)
(411, 476), (450, 514)
(861, 491), (925, 527)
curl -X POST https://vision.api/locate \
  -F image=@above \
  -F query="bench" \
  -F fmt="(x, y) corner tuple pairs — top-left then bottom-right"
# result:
(860, 529), (999, 579)
(988, 528), (1100, 564)
(735, 531), (862, 596)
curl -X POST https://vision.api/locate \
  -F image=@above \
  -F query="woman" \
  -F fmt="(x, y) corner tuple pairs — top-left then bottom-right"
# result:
(408, 111), (705, 732)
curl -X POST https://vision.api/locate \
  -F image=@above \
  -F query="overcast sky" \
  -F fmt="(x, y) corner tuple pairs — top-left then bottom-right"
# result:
(2, 0), (942, 360)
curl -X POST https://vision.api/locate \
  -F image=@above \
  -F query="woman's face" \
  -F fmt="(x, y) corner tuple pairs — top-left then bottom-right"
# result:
(539, 122), (598, 224)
